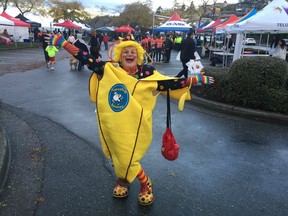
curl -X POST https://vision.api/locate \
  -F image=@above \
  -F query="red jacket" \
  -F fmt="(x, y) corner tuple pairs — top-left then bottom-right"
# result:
(103, 35), (109, 43)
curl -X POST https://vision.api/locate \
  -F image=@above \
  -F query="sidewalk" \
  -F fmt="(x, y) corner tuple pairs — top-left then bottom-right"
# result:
(0, 47), (70, 76)
(0, 47), (71, 194)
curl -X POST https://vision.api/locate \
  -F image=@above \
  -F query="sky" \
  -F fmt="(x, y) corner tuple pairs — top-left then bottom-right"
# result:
(83, 0), (239, 12)
(4, 0), (239, 28)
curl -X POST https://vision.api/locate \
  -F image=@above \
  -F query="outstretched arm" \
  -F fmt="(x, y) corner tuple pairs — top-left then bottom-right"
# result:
(47, 34), (106, 75)
(157, 74), (214, 91)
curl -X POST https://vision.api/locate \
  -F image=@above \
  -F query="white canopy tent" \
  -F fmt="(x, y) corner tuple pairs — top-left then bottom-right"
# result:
(0, 16), (14, 26)
(226, 0), (288, 34)
(73, 21), (91, 31)
(153, 11), (192, 33)
(227, 0), (288, 61)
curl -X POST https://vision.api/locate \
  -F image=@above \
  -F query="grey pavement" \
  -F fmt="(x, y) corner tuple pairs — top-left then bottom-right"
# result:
(0, 46), (288, 216)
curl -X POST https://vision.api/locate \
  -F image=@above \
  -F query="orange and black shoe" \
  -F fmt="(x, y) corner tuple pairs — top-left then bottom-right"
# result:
(113, 178), (129, 198)
(138, 177), (154, 205)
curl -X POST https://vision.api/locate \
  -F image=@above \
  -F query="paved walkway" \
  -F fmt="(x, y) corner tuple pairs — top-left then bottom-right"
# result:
(0, 46), (288, 216)
(0, 47), (70, 76)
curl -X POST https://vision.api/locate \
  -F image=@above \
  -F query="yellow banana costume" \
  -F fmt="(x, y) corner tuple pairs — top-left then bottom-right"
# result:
(49, 33), (212, 205)
(89, 62), (191, 183)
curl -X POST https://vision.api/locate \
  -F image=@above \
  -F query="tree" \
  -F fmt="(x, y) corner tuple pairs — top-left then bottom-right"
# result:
(0, 0), (10, 12)
(12, 0), (48, 16)
(88, 15), (116, 29)
(194, 0), (214, 26)
(114, 2), (153, 28)
(48, 0), (91, 22)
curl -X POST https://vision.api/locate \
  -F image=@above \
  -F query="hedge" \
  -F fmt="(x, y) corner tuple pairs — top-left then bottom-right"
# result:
(191, 56), (288, 114)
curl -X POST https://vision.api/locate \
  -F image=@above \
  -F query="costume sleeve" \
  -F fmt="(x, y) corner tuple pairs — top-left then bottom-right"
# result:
(50, 34), (105, 75)
(157, 78), (187, 91)
(156, 73), (212, 91)
(74, 51), (106, 75)
(188, 73), (211, 85)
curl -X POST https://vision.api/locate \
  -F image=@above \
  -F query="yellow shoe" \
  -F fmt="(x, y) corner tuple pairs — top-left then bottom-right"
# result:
(138, 178), (154, 205)
(113, 179), (129, 198)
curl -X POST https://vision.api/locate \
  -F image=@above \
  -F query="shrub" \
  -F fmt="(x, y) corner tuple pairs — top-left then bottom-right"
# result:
(191, 66), (230, 102)
(191, 56), (288, 114)
(0, 42), (40, 51)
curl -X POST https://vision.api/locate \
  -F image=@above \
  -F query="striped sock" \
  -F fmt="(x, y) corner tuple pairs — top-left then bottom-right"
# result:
(137, 166), (148, 185)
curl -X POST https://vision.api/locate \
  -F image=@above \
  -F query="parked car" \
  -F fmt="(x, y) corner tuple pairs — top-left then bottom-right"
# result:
(245, 38), (256, 45)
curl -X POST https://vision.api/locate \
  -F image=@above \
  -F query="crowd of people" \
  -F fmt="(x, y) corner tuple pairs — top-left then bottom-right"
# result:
(138, 31), (191, 64)
(35, 26), (288, 73)
(37, 27), (195, 72)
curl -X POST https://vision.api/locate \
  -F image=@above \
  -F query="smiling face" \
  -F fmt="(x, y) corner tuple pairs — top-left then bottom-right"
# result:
(121, 46), (138, 71)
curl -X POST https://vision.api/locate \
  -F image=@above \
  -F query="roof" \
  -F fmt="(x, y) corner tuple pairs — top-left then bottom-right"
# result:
(53, 20), (82, 29)
(0, 12), (30, 27)
(15, 14), (41, 28)
(153, 11), (191, 33)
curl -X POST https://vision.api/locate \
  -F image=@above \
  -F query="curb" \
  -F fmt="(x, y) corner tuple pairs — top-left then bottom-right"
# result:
(0, 124), (10, 193)
(190, 95), (288, 124)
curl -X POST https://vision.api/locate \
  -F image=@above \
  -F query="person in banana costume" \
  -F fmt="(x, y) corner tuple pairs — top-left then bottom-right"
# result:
(48, 33), (214, 206)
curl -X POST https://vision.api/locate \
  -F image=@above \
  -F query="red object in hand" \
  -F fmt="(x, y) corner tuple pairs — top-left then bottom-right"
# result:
(161, 128), (179, 161)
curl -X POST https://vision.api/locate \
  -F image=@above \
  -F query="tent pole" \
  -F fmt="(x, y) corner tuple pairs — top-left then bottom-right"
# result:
(241, 32), (247, 58)
(266, 34), (270, 54)
(258, 34), (262, 54)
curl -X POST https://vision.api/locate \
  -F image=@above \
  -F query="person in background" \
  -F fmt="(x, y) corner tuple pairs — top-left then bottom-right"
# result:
(269, 35), (280, 56)
(164, 34), (174, 63)
(0, 29), (13, 45)
(33, 28), (40, 42)
(154, 35), (165, 63)
(2, 29), (12, 39)
(67, 33), (76, 44)
(45, 43), (59, 70)
(150, 34), (156, 61)
(174, 33), (182, 51)
(176, 31), (196, 78)
(98, 31), (103, 50)
(39, 29), (50, 66)
(192, 32), (197, 48)
(63, 28), (68, 39)
(103, 33), (109, 50)
(141, 33), (152, 60)
(89, 31), (99, 58)
(122, 33), (134, 41)
(47, 33), (214, 206)
(272, 39), (287, 60)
